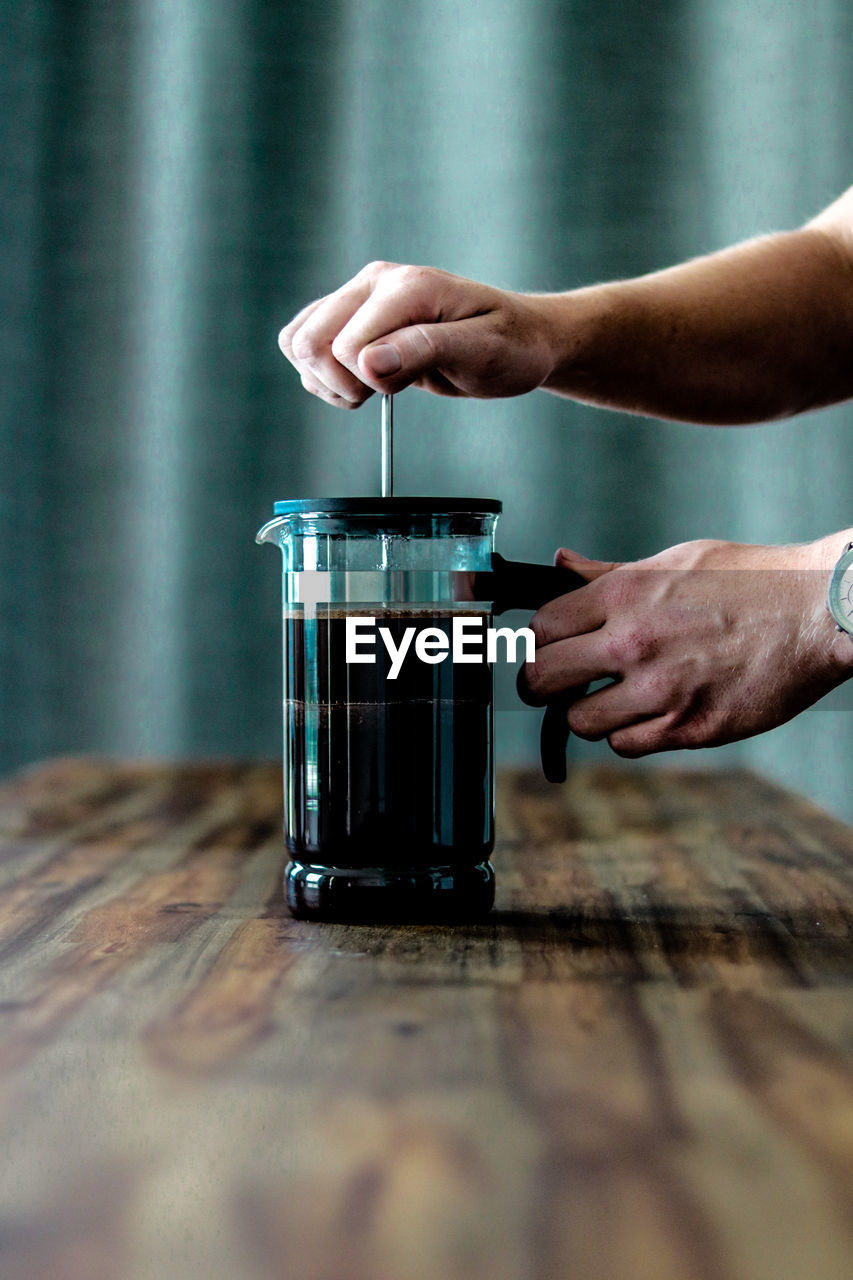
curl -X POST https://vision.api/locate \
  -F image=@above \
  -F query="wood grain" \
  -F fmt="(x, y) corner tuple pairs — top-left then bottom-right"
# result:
(0, 757), (850, 1280)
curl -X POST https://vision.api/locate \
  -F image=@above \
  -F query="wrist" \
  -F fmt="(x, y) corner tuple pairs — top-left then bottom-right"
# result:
(530, 288), (616, 397)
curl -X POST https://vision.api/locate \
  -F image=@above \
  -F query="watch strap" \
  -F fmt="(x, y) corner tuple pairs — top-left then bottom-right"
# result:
(827, 541), (853, 637)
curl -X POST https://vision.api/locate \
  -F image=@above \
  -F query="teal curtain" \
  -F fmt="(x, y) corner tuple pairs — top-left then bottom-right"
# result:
(2, 1), (852, 819)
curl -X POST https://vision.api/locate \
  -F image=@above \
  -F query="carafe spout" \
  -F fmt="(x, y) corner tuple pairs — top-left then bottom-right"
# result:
(255, 516), (287, 547)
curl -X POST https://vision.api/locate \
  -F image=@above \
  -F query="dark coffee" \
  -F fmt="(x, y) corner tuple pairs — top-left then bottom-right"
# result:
(283, 607), (495, 919)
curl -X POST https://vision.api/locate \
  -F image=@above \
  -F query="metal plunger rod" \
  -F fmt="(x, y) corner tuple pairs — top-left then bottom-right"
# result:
(381, 394), (394, 497)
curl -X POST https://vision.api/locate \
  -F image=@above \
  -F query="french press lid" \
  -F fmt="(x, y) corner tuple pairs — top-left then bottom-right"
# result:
(271, 497), (502, 516)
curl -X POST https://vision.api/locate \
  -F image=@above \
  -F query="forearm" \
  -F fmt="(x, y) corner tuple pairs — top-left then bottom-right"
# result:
(539, 226), (853, 424)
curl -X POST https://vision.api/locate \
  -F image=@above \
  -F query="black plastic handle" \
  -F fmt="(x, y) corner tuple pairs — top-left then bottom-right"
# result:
(473, 553), (587, 785)
(472, 552), (586, 615)
(537, 692), (568, 784)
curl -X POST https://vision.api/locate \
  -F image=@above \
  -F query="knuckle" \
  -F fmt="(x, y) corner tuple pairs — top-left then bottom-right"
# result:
(684, 538), (720, 565)
(519, 661), (547, 704)
(389, 263), (429, 289)
(604, 626), (656, 668)
(345, 385), (371, 406)
(653, 719), (693, 751)
(566, 702), (597, 740)
(361, 259), (396, 278)
(523, 662), (543, 697)
(636, 667), (672, 709)
(290, 329), (320, 363)
(565, 701), (583, 731)
(671, 707), (720, 749)
(529, 612), (554, 648)
(608, 737), (647, 759)
(608, 726), (660, 758)
(330, 334), (356, 364)
(667, 680), (705, 729)
(410, 323), (438, 359)
(600, 570), (630, 608)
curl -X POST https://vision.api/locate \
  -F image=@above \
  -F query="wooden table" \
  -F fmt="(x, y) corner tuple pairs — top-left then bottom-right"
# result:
(0, 758), (851, 1280)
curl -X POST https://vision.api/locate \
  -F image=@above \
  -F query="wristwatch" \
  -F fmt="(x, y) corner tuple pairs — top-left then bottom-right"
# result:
(827, 541), (853, 638)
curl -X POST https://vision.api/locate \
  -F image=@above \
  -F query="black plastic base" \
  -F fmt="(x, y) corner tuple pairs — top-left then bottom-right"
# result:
(284, 859), (495, 922)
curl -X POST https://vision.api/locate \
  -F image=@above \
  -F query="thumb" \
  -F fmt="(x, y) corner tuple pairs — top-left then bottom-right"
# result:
(358, 321), (452, 390)
(555, 547), (622, 581)
(358, 314), (506, 393)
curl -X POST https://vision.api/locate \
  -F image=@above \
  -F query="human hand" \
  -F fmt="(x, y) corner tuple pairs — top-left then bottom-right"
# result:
(278, 261), (562, 408)
(519, 537), (853, 757)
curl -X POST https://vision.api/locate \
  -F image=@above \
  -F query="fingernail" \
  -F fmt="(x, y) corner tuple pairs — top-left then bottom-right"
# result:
(366, 343), (401, 377)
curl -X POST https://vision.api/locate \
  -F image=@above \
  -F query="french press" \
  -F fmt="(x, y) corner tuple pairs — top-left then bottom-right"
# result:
(257, 496), (581, 920)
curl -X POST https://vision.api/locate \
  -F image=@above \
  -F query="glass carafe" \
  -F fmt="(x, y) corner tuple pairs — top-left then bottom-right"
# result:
(257, 498), (501, 920)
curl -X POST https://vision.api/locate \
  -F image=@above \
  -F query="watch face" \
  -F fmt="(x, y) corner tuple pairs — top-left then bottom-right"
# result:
(828, 544), (853, 634)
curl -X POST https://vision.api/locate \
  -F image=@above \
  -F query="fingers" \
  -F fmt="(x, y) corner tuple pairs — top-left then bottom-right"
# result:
(279, 275), (378, 405)
(517, 575), (612, 705)
(530, 583), (608, 649)
(532, 677), (683, 758)
(297, 367), (362, 410)
(280, 262), (514, 407)
(566, 679), (663, 741)
(516, 542), (702, 758)
(279, 261), (460, 406)
(607, 717), (680, 757)
(331, 265), (452, 378)
(353, 315), (485, 395)
(518, 632), (613, 705)
(278, 296), (324, 354)
(332, 274), (499, 394)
